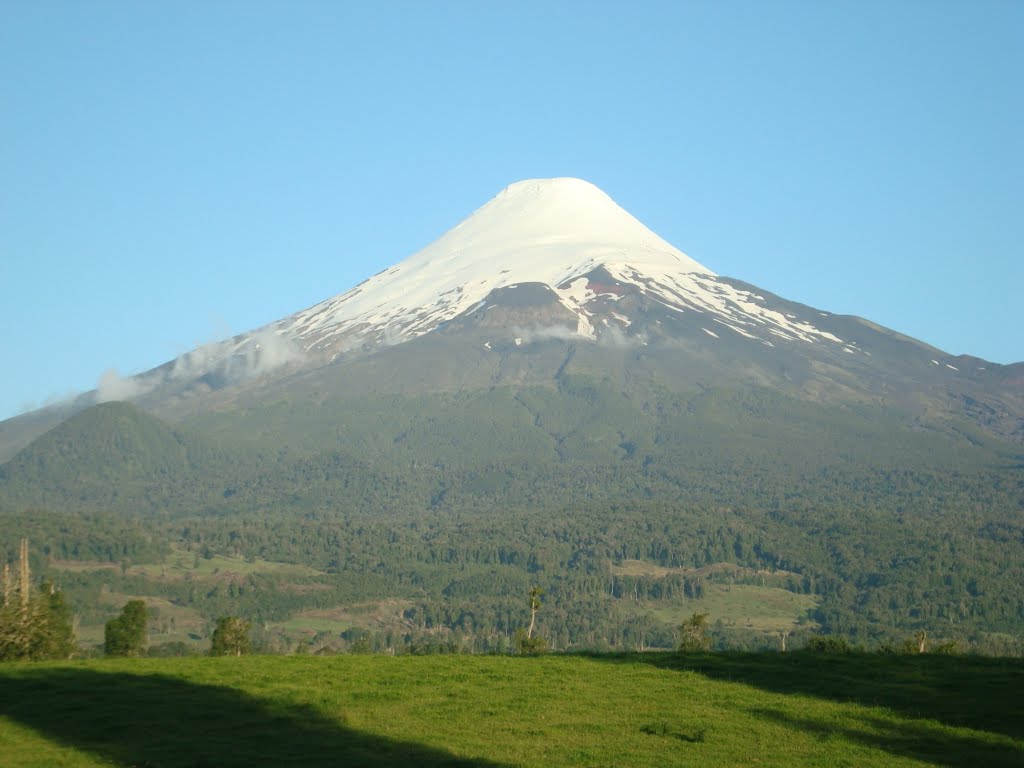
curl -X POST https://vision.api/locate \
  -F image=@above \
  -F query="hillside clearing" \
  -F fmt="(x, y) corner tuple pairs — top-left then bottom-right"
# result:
(648, 583), (818, 632)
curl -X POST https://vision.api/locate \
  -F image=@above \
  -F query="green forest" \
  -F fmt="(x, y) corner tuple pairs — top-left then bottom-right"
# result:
(1, 382), (1022, 657)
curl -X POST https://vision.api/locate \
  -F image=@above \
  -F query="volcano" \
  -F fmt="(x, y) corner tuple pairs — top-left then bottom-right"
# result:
(1, 178), (1022, 461)
(4, 178), (1024, 651)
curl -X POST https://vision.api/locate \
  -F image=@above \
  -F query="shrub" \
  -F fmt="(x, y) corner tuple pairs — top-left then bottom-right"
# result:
(678, 612), (710, 652)
(802, 635), (853, 653)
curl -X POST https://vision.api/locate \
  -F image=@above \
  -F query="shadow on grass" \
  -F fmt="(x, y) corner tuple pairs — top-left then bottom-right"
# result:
(587, 651), (1024, 768)
(749, 707), (1021, 768)
(0, 666), (502, 768)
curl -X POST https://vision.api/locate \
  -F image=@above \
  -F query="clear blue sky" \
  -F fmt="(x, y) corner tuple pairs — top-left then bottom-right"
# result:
(2, 1), (1021, 420)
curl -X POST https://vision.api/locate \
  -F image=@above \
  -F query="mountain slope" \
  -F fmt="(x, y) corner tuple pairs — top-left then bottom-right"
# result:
(3, 180), (1024, 649)
(0, 402), (205, 513)
(2, 177), (1021, 459)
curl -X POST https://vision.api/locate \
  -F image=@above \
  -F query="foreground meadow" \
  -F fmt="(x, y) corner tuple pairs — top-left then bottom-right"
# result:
(1, 652), (1021, 767)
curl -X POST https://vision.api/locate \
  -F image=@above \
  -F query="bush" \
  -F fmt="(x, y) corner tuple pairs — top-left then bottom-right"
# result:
(802, 635), (853, 653)
(104, 600), (148, 657)
(148, 641), (195, 657)
(515, 629), (548, 655)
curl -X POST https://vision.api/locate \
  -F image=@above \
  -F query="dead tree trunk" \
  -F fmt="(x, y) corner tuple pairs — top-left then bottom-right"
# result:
(18, 538), (30, 613)
(527, 587), (542, 639)
(2, 563), (10, 608)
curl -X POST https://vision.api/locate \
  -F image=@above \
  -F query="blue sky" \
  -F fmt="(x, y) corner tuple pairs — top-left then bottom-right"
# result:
(1, 1), (1021, 420)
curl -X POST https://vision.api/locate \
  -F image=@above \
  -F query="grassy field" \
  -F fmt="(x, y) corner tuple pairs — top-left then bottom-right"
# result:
(610, 559), (798, 581)
(50, 544), (326, 581)
(136, 545), (325, 579)
(270, 600), (413, 638)
(1, 652), (1021, 767)
(648, 583), (818, 632)
(610, 559), (817, 634)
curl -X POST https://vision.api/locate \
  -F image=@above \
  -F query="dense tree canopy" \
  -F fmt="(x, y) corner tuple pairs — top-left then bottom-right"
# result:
(104, 600), (148, 657)
(210, 616), (252, 656)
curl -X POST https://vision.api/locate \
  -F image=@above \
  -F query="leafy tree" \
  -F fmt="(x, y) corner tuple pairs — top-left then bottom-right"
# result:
(30, 582), (75, 659)
(104, 600), (148, 657)
(678, 612), (710, 652)
(210, 616), (252, 656)
(347, 634), (371, 655)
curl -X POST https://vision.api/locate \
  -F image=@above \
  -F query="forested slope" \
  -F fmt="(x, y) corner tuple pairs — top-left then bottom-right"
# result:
(2, 379), (1022, 654)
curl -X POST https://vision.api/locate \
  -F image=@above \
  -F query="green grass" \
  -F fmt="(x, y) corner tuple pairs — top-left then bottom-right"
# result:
(648, 583), (818, 632)
(49, 544), (325, 581)
(1, 652), (1020, 767)
(131, 544), (326, 579)
(270, 599), (412, 638)
(610, 559), (799, 581)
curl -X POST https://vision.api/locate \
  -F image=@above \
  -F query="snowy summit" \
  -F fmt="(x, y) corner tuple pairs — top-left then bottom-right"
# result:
(278, 178), (708, 353)
(272, 178), (843, 358)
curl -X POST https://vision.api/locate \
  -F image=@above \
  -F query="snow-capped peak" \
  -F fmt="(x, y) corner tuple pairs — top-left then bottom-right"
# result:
(280, 178), (712, 353)
(273, 177), (844, 357)
(437, 177), (713, 279)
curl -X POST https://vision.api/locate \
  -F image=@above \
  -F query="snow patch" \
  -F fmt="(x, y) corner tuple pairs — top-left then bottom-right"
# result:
(558, 277), (594, 306)
(725, 324), (759, 340)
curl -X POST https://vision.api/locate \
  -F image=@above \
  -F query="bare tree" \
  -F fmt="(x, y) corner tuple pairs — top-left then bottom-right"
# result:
(526, 586), (542, 640)
(19, 538), (30, 613)
(516, 586), (547, 654)
(2, 563), (11, 607)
